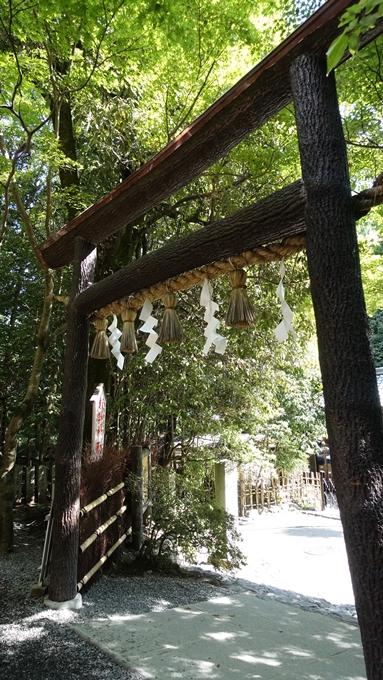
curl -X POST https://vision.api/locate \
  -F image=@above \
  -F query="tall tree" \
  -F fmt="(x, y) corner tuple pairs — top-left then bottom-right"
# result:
(0, 0), (281, 551)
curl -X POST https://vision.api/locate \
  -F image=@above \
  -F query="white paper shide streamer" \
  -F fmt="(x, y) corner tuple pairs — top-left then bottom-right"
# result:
(139, 299), (163, 363)
(200, 278), (227, 355)
(274, 261), (296, 343)
(108, 315), (125, 370)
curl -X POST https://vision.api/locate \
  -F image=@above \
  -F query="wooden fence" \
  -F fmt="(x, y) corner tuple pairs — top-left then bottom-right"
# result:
(33, 447), (150, 596)
(238, 470), (327, 515)
(77, 482), (130, 591)
(14, 463), (54, 504)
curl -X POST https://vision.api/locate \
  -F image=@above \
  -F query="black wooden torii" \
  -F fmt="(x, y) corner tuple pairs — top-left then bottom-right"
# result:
(38, 2), (383, 674)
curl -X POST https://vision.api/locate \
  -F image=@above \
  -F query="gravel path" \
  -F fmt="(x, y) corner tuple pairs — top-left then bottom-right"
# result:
(0, 509), (358, 680)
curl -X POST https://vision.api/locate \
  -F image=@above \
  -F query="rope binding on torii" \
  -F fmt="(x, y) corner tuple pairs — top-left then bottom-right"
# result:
(91, 234), (306, 321)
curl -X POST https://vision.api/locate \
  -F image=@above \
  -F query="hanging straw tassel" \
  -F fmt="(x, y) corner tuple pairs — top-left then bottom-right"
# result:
(225, 269), (255, 328)
(120, 308), (138, 354)
(90, 318), (111, 359)
(157, 292), (183, 344)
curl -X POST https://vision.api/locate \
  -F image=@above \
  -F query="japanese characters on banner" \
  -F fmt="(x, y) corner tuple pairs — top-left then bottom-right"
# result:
(90, 383), (106, 460)
(200, 278), (227, 355)
(274, 261), (296, 343)
(139, 299), (163, 363)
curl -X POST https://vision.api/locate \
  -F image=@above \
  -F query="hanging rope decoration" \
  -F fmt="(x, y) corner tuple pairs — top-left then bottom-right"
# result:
(91, 235), (306, 321)
(108, 315), (125, 370)
(90, 318), (111, 360)
(157, 292), (183, 344)
(274, 261), (296, 342)
(225, 268), (255, 328)
(139, 299), (163, 363)
(120, 308), (138, 354)
(200, 278), (227, 355)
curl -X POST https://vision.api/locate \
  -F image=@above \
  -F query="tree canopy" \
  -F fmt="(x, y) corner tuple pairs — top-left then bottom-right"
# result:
(0, 0), (382, 493)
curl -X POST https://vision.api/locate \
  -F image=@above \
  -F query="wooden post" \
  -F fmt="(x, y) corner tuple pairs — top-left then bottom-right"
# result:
(131, 445), (143, 551)
(239, 470), (245, 516)
(48, 238), (96, 604)
(291, 54), (383, 678)
(25, 465), (35, 504)
(14, 465), (23, 503)
(37, 465), (48, 503)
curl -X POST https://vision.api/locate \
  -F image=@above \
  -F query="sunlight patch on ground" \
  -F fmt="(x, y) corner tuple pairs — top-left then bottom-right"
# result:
(204, 631), (237, 641)
(1, 624), (46, 644)
(326, 632), (361, 649)
(283, 647), (312, 657)
(230, 653), (281, 666)
(23, 609), (75, 623)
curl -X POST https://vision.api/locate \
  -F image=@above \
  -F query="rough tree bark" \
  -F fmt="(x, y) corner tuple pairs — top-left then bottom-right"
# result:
(74, 180), (308, 315)
(53, 60), (80, 224)
(73, 178), (383, 318)
(291, 54), (383, 679)
(49, 238), (96, 602)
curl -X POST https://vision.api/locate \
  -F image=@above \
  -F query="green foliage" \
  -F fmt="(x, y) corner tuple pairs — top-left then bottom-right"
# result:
(127, 463), (246, 571)
(1, 0), (380, 484)
(104, 252), (324, 474)
(0, 0), (285, 458)
(369, 308), (383, 365)
(278, 0), (324, 36)
(327, 0), (383, 73)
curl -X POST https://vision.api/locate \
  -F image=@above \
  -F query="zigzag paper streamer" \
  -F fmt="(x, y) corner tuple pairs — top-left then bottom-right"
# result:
(274, 261), (297, 343)
(200, 279), (227, 355)
(108, 315), (124, 370)
(139, 300), (163, 363)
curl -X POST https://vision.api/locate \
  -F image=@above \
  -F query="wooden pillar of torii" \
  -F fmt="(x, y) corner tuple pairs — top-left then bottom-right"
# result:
(291, 56), (383, 676)
(46, 239), (97, 607)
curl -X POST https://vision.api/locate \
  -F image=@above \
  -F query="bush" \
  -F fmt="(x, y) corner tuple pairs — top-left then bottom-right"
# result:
(127, 463), (245, 572)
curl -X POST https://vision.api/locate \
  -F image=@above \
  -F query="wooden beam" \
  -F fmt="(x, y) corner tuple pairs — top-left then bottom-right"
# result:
(38, 1), (383, 270)
(291, 53), (383, 678)
(72, 176), (382, 317)
(74, 180), (307, 316)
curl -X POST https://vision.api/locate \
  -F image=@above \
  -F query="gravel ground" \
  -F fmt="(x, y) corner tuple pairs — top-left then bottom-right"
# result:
(0, 508), (358, 680)
(0, 513), (241, 680)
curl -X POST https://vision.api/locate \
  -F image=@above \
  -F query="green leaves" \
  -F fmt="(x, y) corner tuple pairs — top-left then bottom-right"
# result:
(327, 0), (383, 74)
(129, 462), (246, 571)
(326, 32), (349, 73)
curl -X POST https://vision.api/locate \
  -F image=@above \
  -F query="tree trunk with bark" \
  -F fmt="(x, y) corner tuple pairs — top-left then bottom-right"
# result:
(0, 268), (53, 553)
(49, 238), (96, 602)
(0, 69), (82, 553)
(291, 54), (383, 679)
(53, 60), (80, 224)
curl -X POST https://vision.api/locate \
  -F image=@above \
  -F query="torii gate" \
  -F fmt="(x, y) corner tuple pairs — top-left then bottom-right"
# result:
(38, 2), (383, 676)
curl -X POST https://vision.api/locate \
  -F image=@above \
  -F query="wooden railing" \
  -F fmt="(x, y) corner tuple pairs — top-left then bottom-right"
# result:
(78, 482), (130, 591)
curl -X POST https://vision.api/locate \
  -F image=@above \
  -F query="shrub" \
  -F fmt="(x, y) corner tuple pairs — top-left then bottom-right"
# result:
(127, 463), (245, 572)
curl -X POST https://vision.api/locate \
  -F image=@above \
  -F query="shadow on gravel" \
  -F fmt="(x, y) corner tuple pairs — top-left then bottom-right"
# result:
(279, 527), (343, 539)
